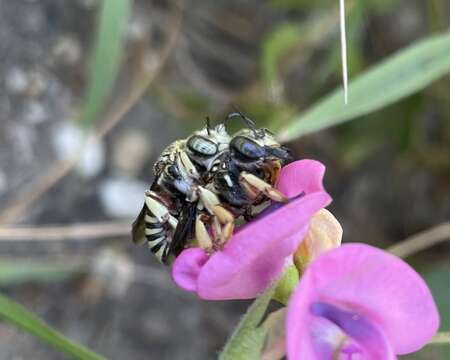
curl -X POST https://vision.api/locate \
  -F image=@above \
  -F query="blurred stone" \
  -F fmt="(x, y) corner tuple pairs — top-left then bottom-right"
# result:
(127, 13), (151, 43)
(52, 122), (83, 161)
(112, 129), (152, 176)
(20, 2), (45, 35)
(6, 67), (48, 98)
(5, 67), (28, 95)
(52, 122), (105, 178)
(91, 249), (135, 299)
(51, 35), (82, 65)
(22, 101), (48, 124)
(12, 123), (35, 164)
(77, 137), (105, 178)
(98, 177), (147, 218)
(26, 69), (47, 98)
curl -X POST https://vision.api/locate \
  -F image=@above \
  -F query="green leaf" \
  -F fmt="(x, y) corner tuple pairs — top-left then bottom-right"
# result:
(0, 293), (105, 360)
(219, 283), (276, 360)
(278, 31), (450, 142)
(80, 0), (132, 129)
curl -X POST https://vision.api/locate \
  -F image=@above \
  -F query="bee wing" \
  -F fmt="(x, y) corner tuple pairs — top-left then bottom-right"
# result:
(168, 202), (197, 257)
(131, 204), (147, 245)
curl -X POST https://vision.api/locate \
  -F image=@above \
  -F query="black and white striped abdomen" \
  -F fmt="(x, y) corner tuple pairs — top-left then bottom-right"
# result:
(144, 209), (171, 263)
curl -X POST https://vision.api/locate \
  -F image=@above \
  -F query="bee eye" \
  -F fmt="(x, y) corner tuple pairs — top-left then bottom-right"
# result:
(230, 136), (265, 160)
(187, 136), (218, 156)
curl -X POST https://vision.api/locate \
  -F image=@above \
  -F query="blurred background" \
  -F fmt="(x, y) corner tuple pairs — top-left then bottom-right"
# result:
(0, 0), (449, 359)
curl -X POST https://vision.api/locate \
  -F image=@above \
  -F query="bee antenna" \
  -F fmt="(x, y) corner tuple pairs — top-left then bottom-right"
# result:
(205, 116), (211, 135)
(226, 108), (260, 138)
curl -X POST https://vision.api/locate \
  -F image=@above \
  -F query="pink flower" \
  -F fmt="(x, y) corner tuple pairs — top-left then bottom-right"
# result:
(172, 160), (332, 300)
(286, 243), (439, 359)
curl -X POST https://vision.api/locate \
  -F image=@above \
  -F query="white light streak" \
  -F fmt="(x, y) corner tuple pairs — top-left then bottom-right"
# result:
(340, 0), (348, 104)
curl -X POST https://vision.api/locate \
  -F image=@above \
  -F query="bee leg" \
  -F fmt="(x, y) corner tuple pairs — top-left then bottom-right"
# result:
(240, 172), (288, 203)
(173, 151), (200, 202)
(197, 187), (235, 243)
(178, 150), (200, 179)
(195, 214), (213, 251)
(211, 215), (225, 250)
(144, 191), (178, 263)
(197, 186), (221, 214)
(240, 179), (260, 200)
(213, 205), (234, 242)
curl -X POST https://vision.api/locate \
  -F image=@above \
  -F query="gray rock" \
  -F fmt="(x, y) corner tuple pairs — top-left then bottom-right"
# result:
(22, 101), (48, 125)
(112, 129), (152, 176)
(98, 177), (147, 218)
(51, 35), (82, 65)
(52, 122), (105, 178)
(5, 66), (29, 95)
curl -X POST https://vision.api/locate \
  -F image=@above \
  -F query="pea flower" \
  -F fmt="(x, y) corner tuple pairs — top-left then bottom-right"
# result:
(172, 160), (332, 300)
(294, 208), (343, 273)
(286, 243), (439, 359)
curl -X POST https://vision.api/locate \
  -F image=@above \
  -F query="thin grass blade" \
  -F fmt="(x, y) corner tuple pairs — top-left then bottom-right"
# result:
(0, 293), (105, 360)
(80, 0), (132, 129)
(278, 31), (450, 141)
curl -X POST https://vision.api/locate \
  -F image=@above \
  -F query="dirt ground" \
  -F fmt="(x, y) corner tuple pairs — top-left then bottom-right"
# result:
(0, 0), (449, 359)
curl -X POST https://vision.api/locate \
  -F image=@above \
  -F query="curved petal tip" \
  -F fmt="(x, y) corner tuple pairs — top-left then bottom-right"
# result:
(172, 248), (209, 292)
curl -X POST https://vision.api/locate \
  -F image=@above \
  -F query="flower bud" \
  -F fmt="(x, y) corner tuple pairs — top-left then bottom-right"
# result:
(260, 308), (287, 360)
(294, 209), (343, 273)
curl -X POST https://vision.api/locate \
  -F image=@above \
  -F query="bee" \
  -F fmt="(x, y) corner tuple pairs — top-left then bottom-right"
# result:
(206, 112), (291, 220)
(131, 112), (291, 264)
(131, 119), (234, 263)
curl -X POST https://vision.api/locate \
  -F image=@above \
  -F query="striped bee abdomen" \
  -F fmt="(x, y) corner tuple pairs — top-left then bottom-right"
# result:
(144, 209), (171, 263)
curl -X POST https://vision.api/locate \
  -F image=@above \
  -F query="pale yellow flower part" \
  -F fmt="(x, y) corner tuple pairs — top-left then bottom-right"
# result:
(294, 209), (343, 273)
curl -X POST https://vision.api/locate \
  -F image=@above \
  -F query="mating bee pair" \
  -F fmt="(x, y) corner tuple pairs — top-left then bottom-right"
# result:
(131, 112), (291, 264)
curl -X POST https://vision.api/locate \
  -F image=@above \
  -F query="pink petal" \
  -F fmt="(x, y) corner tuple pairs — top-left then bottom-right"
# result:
(287, 244), (439, 356)
(309, 302), (397, 360)
(286, 267), (319, 359)
(197, 191), (331, 300)
(172, 248), (209, 292)
(287, 294), (397, 360)
(276, 160), (326, 198)
(172, 160), (331, 300)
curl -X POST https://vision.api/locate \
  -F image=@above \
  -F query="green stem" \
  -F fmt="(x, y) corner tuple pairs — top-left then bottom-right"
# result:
(273, 265), (300, 305)
(430, 331), (450, 344)
(219, 284), (276, 360)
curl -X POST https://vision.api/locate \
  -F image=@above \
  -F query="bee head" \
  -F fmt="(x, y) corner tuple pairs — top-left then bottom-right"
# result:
(184, 118), (231, 171)
(229, 126), (291, 166)
(227, 126), (291, 191)
(223, 110), (290, 163)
